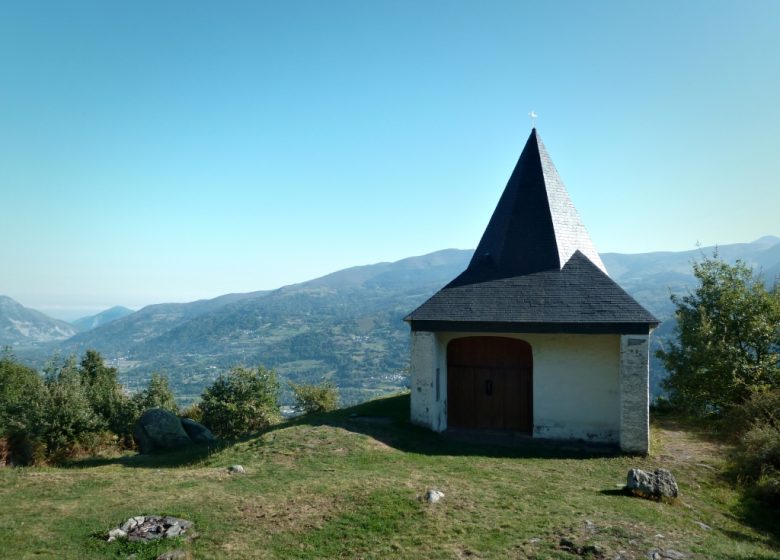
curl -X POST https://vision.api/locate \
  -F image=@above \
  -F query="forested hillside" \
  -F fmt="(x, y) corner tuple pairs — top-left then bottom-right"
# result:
(4, 237), (779, 405)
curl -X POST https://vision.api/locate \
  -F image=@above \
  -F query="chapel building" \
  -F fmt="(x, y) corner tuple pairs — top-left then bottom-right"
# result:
(405, 128), (658, 453)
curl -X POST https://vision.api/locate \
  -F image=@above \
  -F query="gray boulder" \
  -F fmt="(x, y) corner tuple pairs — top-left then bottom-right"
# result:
(627, 468), (678, 499)
(133, 409), (192, 454)
(180, 418), (216, 443)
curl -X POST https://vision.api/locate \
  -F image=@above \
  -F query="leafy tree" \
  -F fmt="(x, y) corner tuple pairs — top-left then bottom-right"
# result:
(657, 254), (780, 416)
(200, 366), (280, 438)
(0, 348), (46, 464)
(78, 349), (132, 436)
(290, 380), (339, 415)
(39, 355), (103, 457)
(133, 373), (178, 414)
(0, 347), (45, 436)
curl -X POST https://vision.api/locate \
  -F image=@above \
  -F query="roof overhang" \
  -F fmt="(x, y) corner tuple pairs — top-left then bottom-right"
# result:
(408, 320), (658, 335)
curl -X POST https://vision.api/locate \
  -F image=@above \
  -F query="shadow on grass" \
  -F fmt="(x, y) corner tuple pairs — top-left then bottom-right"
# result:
(599, 488), (631, 497)
(286, 393), (622, 460)
(62, 439), (230, 469)
(65, 393), (621, 469)
(727, 494), (780, 551)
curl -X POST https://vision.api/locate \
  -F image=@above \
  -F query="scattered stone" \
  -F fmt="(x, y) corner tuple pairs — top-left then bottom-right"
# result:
(559, 538), (605, 557)
(424, 489), (445, 503)
(156, 550), (189, 560)
(180, 418), (216, 443)
(646, 550), (687, 560)
(626, 468), (678, 499)
(133, 409), (193, 454)
(106, 515), (194, 543)
(106, 528), (126, 542)
(528, 538), (540, 544)
(694, 521), (712, 531)
(582, 543), (604, 556)
(228, 464), (245, 475)
(120, 515), (146, 533)
(559, 537), (576, 549)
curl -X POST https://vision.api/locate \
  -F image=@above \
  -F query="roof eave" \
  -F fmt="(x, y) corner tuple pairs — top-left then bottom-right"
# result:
(408, 319), (659, 335)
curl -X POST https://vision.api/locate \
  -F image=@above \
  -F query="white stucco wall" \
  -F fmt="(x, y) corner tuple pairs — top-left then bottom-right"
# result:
(409, 331), (447, 431)
(410, 331), (633, 445)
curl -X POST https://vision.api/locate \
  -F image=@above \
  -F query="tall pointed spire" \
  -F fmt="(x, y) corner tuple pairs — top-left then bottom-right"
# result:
(406, 128), (657, 332)
(464, 128), (606, 282)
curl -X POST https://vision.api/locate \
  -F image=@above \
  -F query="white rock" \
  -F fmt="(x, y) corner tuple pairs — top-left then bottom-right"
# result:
(424, 489), (444, 503)
(107, 528), (127, 542)
(228, 465), (245, 474)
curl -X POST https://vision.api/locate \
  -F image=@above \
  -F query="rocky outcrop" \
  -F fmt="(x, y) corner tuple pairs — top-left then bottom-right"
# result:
(626, 468), (678, 499)
(180, 418), (216, 443)
(106, 515), (194, 542)
(133, 409), (215, 454)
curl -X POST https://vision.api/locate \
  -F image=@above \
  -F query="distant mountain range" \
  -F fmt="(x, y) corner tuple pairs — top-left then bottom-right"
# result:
(0, 295), (77, 346)
(3, 236), (779, 405)
(71, 306), (135, 332)
(601, 235), (780, 318)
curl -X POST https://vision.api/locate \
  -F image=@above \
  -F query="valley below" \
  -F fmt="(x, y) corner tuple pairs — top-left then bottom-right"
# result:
(3, 236), (780, 406)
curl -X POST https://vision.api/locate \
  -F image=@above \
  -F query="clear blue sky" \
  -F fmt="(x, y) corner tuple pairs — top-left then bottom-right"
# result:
(2, 1), (778, 320)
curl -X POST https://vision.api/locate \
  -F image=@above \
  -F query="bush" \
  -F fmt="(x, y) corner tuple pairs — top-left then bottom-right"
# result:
(657, 254), (780, 416)
(200, 366), (280, 438)
(0, 348), (46, 454)
(290, 381), (339, 415)
(78, 350), (135, 439)
(133, 373), (178, 414)
(728, 390), (780, 506)
(39, 356), (104, 458)
(179, 403), (203, 423)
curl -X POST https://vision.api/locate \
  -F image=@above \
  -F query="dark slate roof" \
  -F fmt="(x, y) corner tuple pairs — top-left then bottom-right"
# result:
(405, 128), (658, 334)
(407, 251), (659, 334)
(467, 128), (606, 281)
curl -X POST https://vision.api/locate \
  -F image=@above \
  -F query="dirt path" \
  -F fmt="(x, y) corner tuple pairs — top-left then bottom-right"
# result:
(652, 417), (728, 468)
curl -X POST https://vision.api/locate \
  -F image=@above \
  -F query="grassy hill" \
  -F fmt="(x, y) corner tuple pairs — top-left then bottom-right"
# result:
(1, 395), (777, 559)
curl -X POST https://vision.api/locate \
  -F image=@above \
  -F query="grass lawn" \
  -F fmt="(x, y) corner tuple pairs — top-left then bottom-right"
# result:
(1, 394), (778, 559)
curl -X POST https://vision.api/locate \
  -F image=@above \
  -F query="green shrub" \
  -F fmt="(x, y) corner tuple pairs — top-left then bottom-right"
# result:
(0, 348), (45, 446)
(290, 381), (339, 415)
(78, 350), (135, 439)
(657, 255), (780, 417)
(39, 356), (104, 459)
(728, 390), (780, 506)
(180, 403), (203, 423)
(133, 373), (178, 414)
(200, 366), (280, 438)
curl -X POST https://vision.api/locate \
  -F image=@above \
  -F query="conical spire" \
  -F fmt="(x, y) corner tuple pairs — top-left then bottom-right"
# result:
(464, 128), (606, 282)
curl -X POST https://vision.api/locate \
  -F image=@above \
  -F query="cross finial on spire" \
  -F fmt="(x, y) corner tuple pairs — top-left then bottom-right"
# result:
(528, 111), (538, 129)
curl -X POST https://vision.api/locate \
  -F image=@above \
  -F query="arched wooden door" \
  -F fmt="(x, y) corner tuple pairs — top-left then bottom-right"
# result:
(447, 337), (533, 433)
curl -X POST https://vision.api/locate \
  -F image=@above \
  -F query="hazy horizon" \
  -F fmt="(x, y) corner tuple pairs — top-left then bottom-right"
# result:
(2, 2), (778, 321)
(7, 234), (779, 322)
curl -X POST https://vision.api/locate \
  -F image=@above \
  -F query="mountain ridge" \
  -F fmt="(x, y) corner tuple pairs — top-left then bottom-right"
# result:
(0, 295), (78, 346)
(71, 306), (136, 332)
(3, 236), (779, 404)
